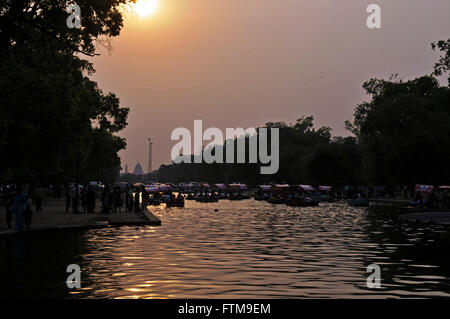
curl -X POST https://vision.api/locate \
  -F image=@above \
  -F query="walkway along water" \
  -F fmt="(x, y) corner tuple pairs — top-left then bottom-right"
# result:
(0, 198), (161, 236)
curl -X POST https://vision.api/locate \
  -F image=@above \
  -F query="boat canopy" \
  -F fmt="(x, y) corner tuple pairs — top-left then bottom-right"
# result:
(274, 184), (290, 189)
(439, 185), (450, 190)
(414, 184), (434, 194)
(158, 184), (171, 191)
(229, 183), (248, 190)
(145, 185), (159, 193)
(185, 182), (201, 189)
(319, 185), (332, 192)
(258, 185), (272, 190)
(298, 185), (314, 191)
(215, 184), (228, 190)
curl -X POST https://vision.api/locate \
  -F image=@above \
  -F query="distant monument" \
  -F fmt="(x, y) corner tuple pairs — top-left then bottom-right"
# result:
(148, 138), (153, 173)
(125, 164), (128, 174)
(133, 162), (144, 175)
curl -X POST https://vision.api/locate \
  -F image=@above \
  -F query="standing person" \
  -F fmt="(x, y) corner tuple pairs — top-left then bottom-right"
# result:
(71, 185), (78, 213)
(65, 184), (71, 213)
(81, 185), (87, 213)
(12, 185), (27, 230)
(113, 186), (124, 213)
(102, 186), (112, 214)
(4, 187), (13, 229)
(23, 198), (33, 229)
(86, 186), (96, 214)
(134, 188), (141, 212)
(124, 185), (130, 212)
(141, 187), (149, 211)
(128, 186), (134, 212)
(428, 190), (438, 209)
(0, 186), (3, 208)
(403, 185), (408, 199)
(368, 186), (373, 199)
(436, 189), (445, 209)
(33, 184), (44, 212)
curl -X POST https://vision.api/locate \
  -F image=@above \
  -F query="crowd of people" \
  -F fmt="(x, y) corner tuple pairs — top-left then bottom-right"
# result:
(64, 183), (148, 214)
(0, 183), (150, 230)
(0, 184), (45, 230)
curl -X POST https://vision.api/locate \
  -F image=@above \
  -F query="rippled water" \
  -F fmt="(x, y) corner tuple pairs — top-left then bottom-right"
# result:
(1, 200), (450, 298)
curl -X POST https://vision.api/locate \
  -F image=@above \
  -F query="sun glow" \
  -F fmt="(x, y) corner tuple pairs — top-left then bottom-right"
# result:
(133, 0), (159, 18)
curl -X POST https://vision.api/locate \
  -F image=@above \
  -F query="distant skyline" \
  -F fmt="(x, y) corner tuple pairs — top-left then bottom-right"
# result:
(89, 0), (450, 172)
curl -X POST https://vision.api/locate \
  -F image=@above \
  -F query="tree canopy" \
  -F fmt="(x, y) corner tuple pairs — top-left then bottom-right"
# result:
(156, 116), (361, 185)
(345, 40), (450, 185)
(0, 0), (132, 184)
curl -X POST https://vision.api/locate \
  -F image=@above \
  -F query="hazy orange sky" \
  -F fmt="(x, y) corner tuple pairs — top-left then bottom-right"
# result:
(89, 0), (450, 173)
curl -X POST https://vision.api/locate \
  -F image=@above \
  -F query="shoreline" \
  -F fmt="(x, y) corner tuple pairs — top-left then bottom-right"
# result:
(0, 198), (161, 237)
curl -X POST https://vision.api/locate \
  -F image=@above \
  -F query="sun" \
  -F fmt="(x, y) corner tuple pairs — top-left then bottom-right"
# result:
(133, 0), (159, 18)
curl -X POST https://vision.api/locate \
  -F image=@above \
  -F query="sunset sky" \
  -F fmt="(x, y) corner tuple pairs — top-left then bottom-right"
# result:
(89, 0), (450, 172)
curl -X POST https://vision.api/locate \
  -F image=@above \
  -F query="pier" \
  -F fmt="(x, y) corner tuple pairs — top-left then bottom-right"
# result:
(0, 198), (161, 236)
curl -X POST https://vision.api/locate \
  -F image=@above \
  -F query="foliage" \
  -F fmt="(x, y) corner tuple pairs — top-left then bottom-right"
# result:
(432, 39), (450, 85)
(346, 40), (450, 185)
(156, 116), (361, 185)
(0, 0), (131, 184)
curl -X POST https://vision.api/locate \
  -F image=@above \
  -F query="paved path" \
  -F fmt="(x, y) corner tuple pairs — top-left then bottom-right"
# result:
(0, 198), (161, 235)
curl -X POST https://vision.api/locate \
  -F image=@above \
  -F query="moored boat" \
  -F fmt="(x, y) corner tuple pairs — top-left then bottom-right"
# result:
(267, 197), (285, 205)
(286, 198), (319, 207)
(196, 197), (219, 203)
(166, 199), (185, 207)
(229, 193), (251, 200)
(347, 198), (369, 207)
(254, 193), (267, 201)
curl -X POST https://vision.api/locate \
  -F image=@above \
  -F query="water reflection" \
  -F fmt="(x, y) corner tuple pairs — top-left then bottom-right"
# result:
(1, 200), (450, 298)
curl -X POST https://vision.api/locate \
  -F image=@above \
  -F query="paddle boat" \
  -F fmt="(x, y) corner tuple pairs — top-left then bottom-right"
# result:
(347, 198), (369, 207)
(286, 197), (320, 207)
(196, 194), (219, 203)
(166, 199), (185, 208)
(267, 197), (285, 205)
